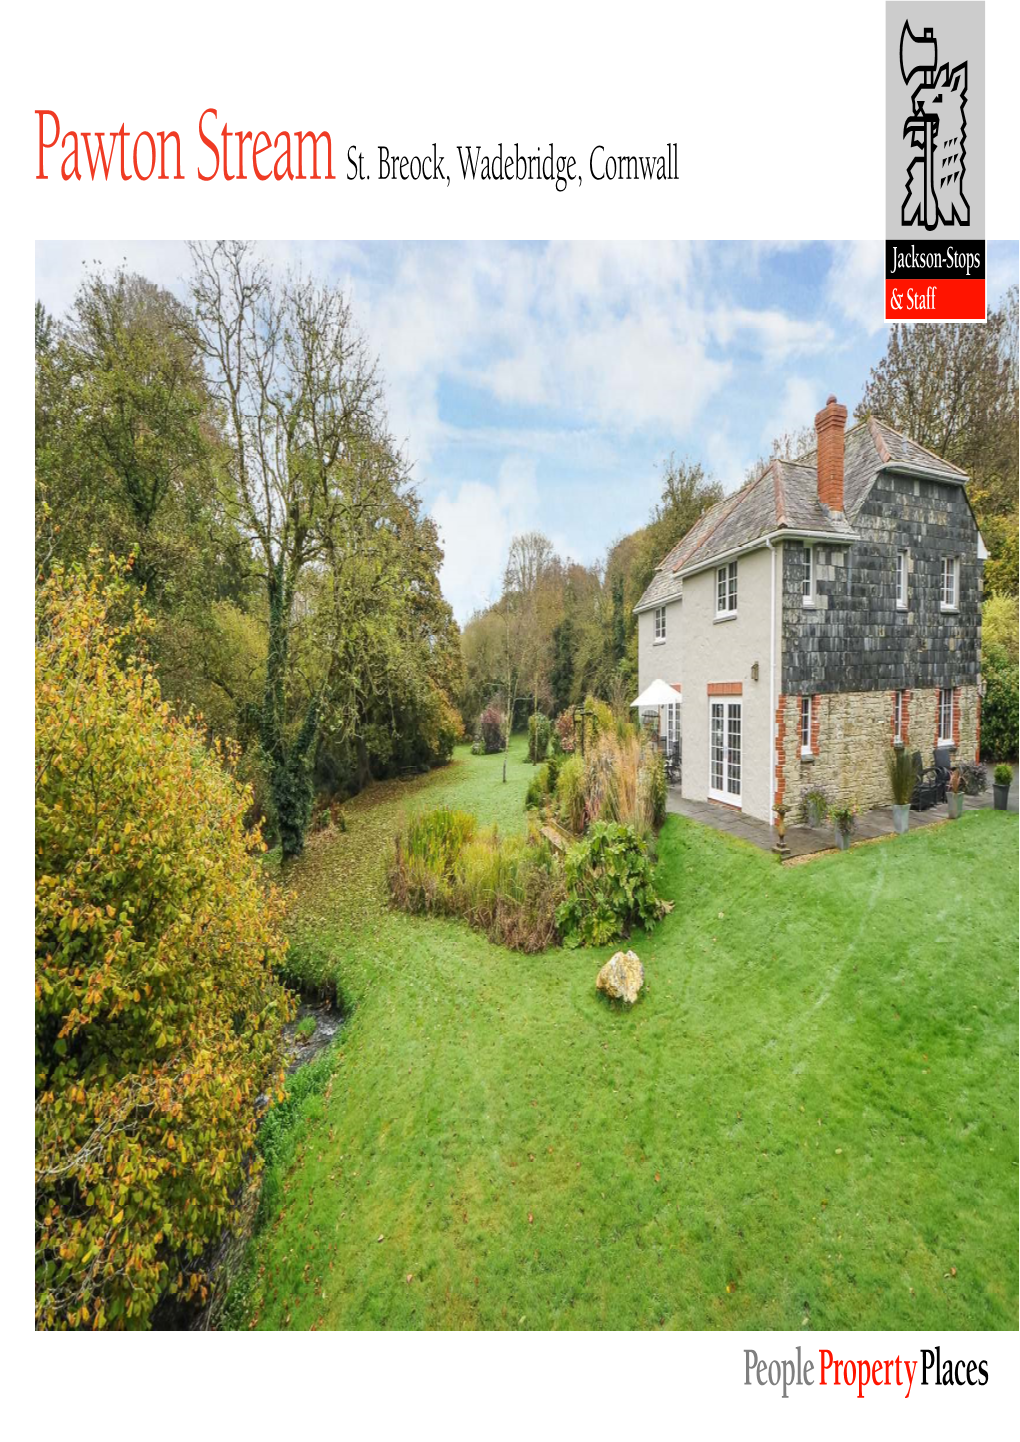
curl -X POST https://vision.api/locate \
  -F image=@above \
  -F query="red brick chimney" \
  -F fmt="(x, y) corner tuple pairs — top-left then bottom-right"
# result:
(815, 394), (847, 512)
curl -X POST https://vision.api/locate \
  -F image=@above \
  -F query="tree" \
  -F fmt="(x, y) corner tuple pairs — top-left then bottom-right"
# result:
(190, 241), (385, 857)
(857, 287), (1019, 594)
(36, 269), (225, 601)
(35, 561), (291, 1329)
(497, 533), (554, 782)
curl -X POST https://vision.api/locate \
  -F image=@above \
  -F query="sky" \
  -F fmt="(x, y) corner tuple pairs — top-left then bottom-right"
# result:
(36, 238), (1019, 622)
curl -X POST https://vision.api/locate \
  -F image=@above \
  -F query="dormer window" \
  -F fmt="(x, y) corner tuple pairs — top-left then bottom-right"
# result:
(653, 606), (666, 643)
(715, 561), (738, 619)
(940, 557), (958, 611)
(802, 546), (813, 606)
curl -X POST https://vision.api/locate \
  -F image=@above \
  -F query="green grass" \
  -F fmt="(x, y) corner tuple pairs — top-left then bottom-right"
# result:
(229, 738), (1018, 1329)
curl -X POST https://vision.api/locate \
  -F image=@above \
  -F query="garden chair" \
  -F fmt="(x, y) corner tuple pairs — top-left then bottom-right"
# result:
(933, 745), (952, 803)
(910, 750), (939, 811)
(666, 741), (682, 786)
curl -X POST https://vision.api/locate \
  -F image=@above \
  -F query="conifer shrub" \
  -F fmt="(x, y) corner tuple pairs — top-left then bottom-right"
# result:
(527, 712), (551, 763)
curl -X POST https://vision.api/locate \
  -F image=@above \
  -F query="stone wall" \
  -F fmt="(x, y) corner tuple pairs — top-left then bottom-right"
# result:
(774, 684), (980, 820)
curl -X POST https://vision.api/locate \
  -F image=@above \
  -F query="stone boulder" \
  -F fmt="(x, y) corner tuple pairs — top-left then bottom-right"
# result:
(595, 950), (644, 1005)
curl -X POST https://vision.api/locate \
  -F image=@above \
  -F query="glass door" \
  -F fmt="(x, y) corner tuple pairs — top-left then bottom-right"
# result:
(709, 699), (742, 804)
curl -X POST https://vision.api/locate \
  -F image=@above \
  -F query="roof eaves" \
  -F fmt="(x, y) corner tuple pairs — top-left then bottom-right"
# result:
(674, 524), (858, 580)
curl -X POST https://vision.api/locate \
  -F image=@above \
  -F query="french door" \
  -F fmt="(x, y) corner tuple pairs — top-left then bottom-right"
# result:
(709, 699), (742, 804)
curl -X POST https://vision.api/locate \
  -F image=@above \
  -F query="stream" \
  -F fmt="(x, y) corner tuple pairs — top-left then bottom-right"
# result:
(154, 992), (343, 1329)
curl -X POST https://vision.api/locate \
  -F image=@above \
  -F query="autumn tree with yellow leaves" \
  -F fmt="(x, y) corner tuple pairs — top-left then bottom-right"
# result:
(35, 560), (292, 1329)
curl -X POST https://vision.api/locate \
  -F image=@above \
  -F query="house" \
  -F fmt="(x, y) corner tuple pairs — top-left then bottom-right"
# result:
(633, 395), (984, 825)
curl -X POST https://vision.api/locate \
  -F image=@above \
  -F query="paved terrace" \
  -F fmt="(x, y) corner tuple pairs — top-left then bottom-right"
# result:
(667, 768), (1017, 859)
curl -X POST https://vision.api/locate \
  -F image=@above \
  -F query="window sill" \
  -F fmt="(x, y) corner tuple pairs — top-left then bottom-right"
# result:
(802, 598), (815, 609)
(940, 605), (959, 614)
(893, 738), (904, 749)
(937, 738), (957, 749)
(896, 603), (908, 612)
(799, 750), (815, 763)
(714, 612), (738, 624)
(652, 639), (665, 646)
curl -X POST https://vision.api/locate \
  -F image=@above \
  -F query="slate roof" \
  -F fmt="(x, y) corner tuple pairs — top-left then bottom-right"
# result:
(634, 415), (969, 613)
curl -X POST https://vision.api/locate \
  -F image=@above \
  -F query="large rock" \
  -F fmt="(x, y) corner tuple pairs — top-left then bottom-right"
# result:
(596, 950), (644, 1005)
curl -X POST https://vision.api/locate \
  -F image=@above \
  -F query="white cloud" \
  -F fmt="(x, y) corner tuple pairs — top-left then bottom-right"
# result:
(709, 305), (833, 361)
(826, 241), (886, 334)
(431, 454), (540, 622)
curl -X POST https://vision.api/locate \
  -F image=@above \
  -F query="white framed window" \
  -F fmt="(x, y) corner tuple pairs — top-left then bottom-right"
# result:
(938, 687), (954, 744)
(894, 690), (904, 744)
(802, 546), (813, 605)
(896, 550), (908, 609)
(715, 560), (738, 618)
(800, 695), (812, 754)
(940, 556), (958, 610)
(653, 606), (666, 643)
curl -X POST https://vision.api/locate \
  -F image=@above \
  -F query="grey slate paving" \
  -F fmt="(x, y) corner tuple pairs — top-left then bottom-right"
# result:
(666, 770), (1016, 858)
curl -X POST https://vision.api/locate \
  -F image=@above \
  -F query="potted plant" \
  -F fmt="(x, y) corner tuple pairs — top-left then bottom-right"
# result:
(802, 785), (829, 828)
(946, 768), (965, 819)
(886, 747), (914, 834)
(829, 801), (857, 852)
(993, 763), (1013, 811)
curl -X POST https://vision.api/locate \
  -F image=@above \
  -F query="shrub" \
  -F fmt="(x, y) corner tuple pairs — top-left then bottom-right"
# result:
(525, 761), (556, 811)
(887, 747), (915, 805)
(476, 704), (506, 755)
(983, 593), (1019, 665)
(527, 711), (551, 763)
(643, 745), (667, 829)
(554, 708), (575, 753)
(555, 754), (587, 833)
(981, 642), (1019, 760)
(556, 822), (668, 949)
(829, 801), (858, 837)
(994, 763), (1013, 787)
(35, 562), (291, 1330)
(585, 695), (616, 742)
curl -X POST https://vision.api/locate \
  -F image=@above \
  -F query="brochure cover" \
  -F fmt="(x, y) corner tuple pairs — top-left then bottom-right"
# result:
(10, 2), (1019, 1438)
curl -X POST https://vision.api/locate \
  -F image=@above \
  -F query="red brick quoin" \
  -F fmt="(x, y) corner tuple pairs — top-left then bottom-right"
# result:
(774, 694), (787, 812)
(810, 694), (821, 757)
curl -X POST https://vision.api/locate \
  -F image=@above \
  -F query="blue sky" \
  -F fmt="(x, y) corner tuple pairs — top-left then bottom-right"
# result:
(36, 239), (1018, 621)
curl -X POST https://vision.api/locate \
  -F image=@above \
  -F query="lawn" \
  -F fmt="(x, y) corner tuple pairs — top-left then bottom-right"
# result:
(226, 739), (1019, 1330)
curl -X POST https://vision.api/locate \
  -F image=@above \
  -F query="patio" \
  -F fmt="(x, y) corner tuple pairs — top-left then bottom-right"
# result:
(667, 769), (1016, 859)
